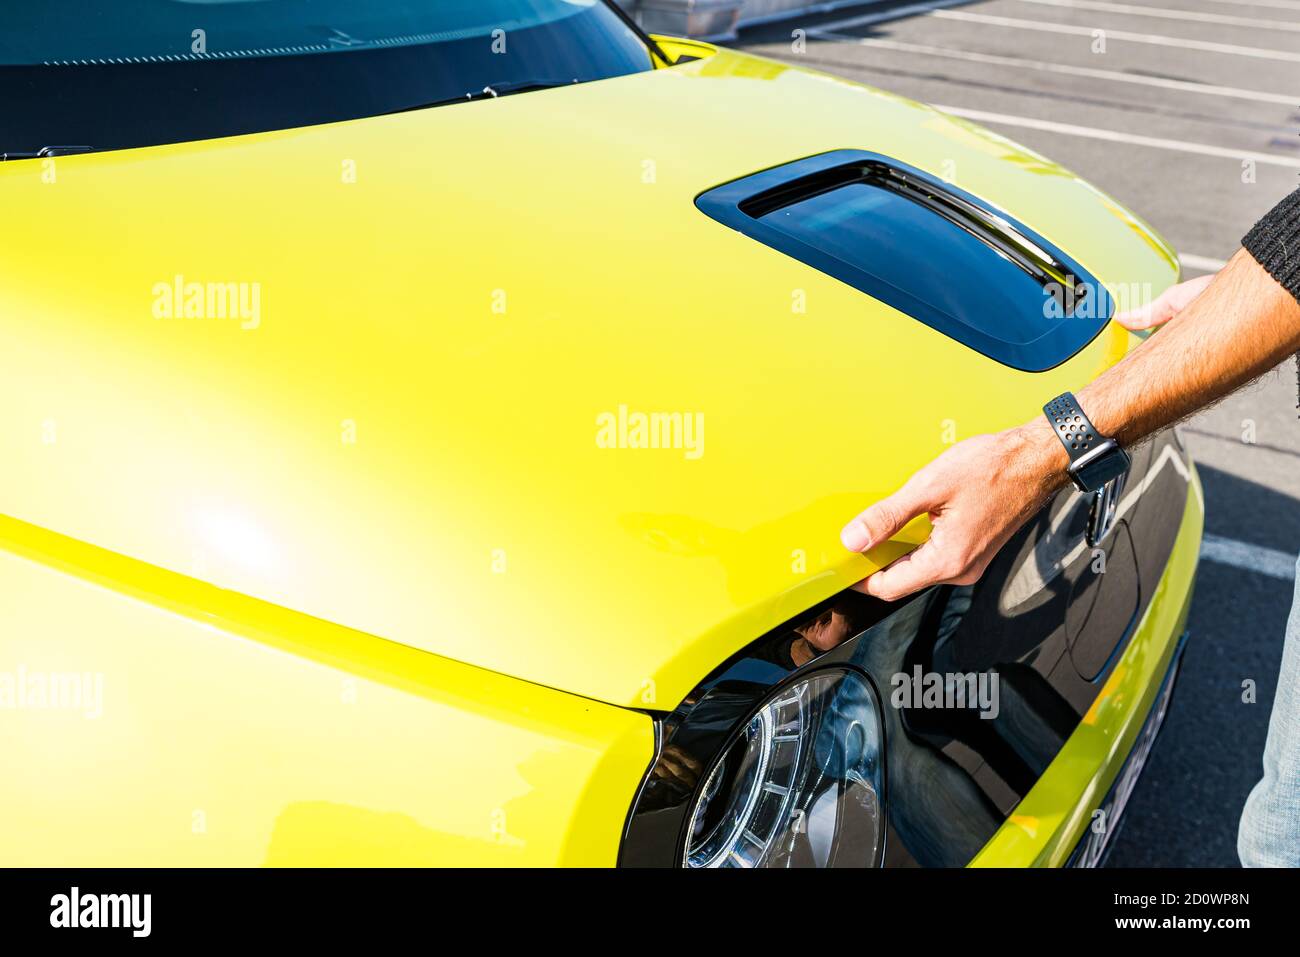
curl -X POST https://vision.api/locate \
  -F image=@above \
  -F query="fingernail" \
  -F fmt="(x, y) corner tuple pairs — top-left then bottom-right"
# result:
(841, 520), (872, 552)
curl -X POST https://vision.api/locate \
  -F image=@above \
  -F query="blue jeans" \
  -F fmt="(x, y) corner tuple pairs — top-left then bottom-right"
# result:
(1238, 554), (1300, 867)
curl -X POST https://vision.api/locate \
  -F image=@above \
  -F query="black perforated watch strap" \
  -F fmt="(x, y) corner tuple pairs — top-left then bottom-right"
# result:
(1043, 392), (1101, 465)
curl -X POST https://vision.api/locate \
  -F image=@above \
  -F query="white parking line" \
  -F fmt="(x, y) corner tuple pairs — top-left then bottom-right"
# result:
(825, 37), (1299, 105)
(1200, 534), (1298, 581)
(931, 10), (1300, 62)
(932, 105), (1300, 168)
(1180, 253), (1228, 273)
(1015, 0), (1300, 32)
(1200, 0), (1300, 11)
(807, 0), (970, 34)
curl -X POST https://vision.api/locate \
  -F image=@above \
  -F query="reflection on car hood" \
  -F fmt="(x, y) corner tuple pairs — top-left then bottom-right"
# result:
(0, 48), (1176, 708)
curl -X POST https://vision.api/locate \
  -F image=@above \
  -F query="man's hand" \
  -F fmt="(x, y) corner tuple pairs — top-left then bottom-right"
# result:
(837, 248), (1300, 603)
(839, 424), (1066, 601)
(1114, 273), (1214, 330)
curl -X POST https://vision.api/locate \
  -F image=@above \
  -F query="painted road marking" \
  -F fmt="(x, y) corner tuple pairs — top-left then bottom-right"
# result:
(931, 10), (1300, 62)
(807, 0), (971, 35)
(1201, 534), (1298, 581)
(819, 37), (1300, 105)
(1015, 0), (1300, 32)
(1174, 0), (1300, 11)
(1180, 253), (1228, 273)
(931, 105), (1300, 168)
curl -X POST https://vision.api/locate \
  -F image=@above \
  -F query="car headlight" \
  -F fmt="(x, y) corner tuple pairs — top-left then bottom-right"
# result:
(618, 591), (899, 868)
(683, 668), (884, 868)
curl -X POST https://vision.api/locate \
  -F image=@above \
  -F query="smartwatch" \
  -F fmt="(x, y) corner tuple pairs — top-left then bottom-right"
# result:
(1043, 392), (1130, 494)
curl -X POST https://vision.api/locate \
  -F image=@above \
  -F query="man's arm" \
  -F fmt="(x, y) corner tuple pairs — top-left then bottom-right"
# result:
(840, 215), (1300, 602)
(1077, 248), (1300, 448)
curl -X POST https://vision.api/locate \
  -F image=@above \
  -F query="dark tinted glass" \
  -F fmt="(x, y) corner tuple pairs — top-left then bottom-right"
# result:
(0, 1), (651, 155)
(696, 151), (1113, 371)
(759, 183), (1052, 345)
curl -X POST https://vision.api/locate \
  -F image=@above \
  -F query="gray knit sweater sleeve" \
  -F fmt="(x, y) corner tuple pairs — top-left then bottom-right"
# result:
(1242, 188), (1300, 304)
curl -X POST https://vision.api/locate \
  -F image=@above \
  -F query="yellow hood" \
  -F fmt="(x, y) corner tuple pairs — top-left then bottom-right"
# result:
(0, 48), (1176, 708)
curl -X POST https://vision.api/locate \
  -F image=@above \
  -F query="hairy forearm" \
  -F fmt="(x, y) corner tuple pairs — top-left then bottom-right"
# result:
(1082, 249), (1300, 443)
(1013, 248), (1300, 481)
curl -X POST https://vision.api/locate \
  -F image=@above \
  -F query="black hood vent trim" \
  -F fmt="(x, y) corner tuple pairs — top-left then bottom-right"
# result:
(696, 150), (1114, 372)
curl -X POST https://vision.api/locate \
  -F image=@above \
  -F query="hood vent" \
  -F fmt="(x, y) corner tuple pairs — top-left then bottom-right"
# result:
(697, 150), (1113, 372)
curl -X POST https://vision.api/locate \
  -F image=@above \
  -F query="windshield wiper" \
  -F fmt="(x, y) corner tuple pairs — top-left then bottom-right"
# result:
(1, 145), (94, 161)
(384, 78), (579, 115)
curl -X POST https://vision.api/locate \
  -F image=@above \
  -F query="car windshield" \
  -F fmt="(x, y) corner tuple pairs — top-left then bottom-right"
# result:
(0, 0), (654, 156)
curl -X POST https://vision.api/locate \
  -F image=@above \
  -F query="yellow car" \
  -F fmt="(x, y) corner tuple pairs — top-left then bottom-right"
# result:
(0, 0), (1199, 867)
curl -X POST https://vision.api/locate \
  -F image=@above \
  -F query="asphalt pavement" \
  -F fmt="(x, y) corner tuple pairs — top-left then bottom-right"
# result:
(734, 0), (1300, 866)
